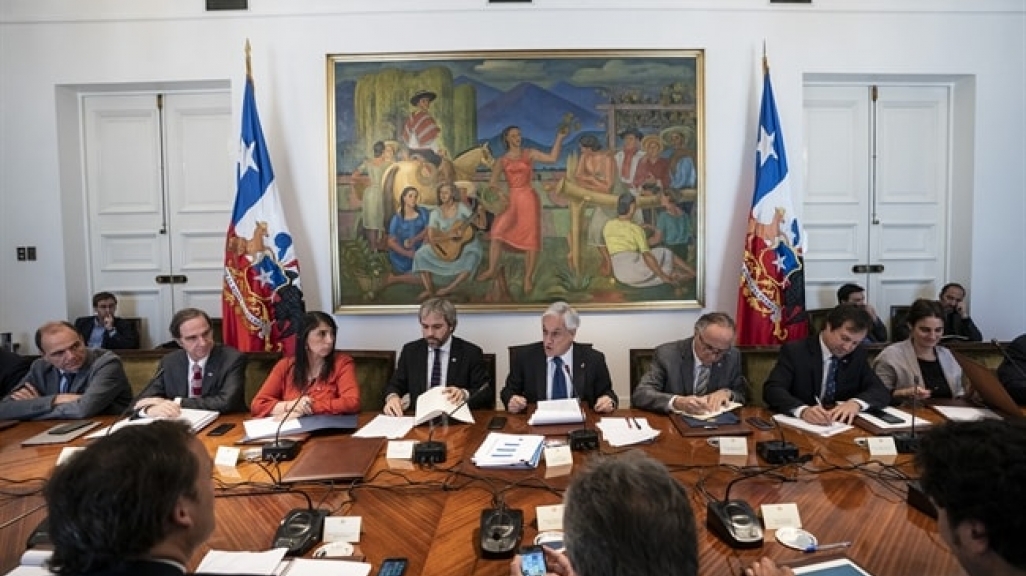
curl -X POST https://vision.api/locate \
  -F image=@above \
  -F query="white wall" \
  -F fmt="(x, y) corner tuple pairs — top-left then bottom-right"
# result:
(2, 0), (1024, 403)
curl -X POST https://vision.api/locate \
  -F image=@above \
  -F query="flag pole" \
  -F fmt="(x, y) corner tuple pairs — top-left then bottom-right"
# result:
(245, 39), (252, 80)
(762, 40), (769, 76)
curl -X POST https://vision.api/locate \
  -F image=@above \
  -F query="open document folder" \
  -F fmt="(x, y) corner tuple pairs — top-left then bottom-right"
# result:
(472, 432), (545, 469)
(414, 385), (475, 426)
(527, 398), (585, 425)
(87, 408), (218, 438)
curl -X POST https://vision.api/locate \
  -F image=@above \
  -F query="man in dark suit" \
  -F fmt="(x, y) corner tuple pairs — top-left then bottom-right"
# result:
(836, 283), (888, 342)
(501, 302), (617, 413)
(45, 420), (256, 576)
(73, 291), (141, 350)
(632, 312), (745, 414)
(764, 304), (891, 425)
(383, 298), (492, 415)
(0, 348), (32, 397)
(0, 321), (132, 420)
(134, 308), (247, 415)
(939, 282), (983, 341)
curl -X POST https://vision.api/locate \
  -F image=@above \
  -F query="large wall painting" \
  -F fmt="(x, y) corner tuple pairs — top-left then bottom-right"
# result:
(329, 50), (704, 313)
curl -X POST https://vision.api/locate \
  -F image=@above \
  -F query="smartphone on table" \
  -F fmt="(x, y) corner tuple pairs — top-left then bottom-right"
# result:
(376, 557), (408, 576)
(520, 545), (547, 576)
(207, 423), (236, 436)
(487, 416), (507, 430)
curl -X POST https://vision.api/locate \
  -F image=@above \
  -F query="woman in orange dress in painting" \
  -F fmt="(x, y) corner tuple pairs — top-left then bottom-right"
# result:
(477, 124), (567, 294)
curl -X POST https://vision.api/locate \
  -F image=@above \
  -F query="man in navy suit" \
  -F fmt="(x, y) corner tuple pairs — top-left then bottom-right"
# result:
(763, 304), (890, 425)
(133, 308), (247, 415)
(383, 298), (492, 415)
(501, 302), (617, 413)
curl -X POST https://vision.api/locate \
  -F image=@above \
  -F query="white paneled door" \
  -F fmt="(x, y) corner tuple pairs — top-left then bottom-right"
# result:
(82, 91), (233, 347)
(802, 84), (950, 336)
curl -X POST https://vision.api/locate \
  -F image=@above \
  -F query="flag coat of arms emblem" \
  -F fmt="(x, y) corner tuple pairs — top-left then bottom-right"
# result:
(736, 65), (809, 345)
(222, 68), (304, 353)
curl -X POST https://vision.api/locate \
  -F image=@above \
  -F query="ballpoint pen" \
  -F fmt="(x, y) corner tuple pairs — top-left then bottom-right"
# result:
(631, 416), (642, 429)
(803, 541), (852, 553)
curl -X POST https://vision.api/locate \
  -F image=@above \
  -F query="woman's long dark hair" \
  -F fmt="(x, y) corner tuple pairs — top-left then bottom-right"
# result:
(292, 311), (337, 389)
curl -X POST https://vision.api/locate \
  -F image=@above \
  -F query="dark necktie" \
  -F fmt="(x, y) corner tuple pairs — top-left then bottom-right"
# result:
(695, 364), (710, 396)
(824, 356), (838, 405)
(430, 348), (442, 388)
(551, 357), (568, 400)
(59, 372), (76, 394)
(190, 363), (203, 398)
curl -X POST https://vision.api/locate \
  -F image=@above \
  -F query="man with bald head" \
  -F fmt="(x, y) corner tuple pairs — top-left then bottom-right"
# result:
(0, 321), (131, 420)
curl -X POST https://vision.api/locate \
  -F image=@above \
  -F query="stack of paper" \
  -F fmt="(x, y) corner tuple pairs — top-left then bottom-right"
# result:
(771, 414), (852, 437)
(413, 386), (475, 426)
(931, 405), (1000, 422)
(353, 415), (415, 439)
(87, 408), (219, 437)
(472, 432), (545, 469)
(527, 398), (584, 426)
(682, 401), (742, 420)
(595, 417), (660, 447)
(239, 414), (358, 442)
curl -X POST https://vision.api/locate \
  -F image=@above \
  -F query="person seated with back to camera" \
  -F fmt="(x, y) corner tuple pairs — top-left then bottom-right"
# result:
(763, 304), (891, 425)
(501, 302), (617, 414)
(250, 311), (360, 419)
(382, 297), (492, 416)
(872, 298), (966, 405)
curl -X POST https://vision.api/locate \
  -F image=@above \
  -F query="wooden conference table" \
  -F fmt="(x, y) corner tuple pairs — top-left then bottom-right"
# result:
(0, 408), (961, 576)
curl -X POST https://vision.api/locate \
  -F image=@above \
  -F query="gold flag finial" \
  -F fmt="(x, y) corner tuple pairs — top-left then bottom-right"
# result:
(762, 40), (769, 75)
(245, 39), (252, 79)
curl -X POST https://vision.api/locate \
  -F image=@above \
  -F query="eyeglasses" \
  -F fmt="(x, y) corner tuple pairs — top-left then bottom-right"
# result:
(695, 330), (730, 357)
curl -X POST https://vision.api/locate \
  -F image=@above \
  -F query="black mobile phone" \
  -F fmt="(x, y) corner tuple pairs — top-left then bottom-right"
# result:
(376, 557), (408, 576)
(520, 545), (547, 576)
(487, 416), (507, 430)
(207, 423), (236, 437)
(48, 420), (91, 435)
(746, 416), (774, 431)
(867, 407), (904, 425)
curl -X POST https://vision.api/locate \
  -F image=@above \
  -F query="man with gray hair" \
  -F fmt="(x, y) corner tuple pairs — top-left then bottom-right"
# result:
(632, 312), (745, 414)
(383, 297), (492, 415)
(501, 301), (617, 413)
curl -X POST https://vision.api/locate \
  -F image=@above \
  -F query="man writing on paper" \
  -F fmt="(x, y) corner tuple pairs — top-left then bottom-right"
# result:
(133, 308), (248, 416)
(763, 304), (890, 425)
(45, 420), (256, 576)
(501, 302), (617, 414)
(915, 419), (1026, 576)
(383, 298), (492, 416)
(632, 312), (745, 414)
(0, 321), (131, 420)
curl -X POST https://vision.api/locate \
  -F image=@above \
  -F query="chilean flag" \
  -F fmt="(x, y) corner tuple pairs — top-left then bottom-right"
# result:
(222, 71), (305, 354)
(735, 65), (809, 345)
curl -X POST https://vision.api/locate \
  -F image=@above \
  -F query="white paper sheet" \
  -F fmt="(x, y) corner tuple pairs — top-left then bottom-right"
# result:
(771, 414), (852, 437)
(353, 414), (415, 439)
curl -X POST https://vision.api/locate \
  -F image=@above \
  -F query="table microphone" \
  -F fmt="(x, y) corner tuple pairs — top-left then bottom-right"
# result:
(107, 367), (165, 436)
(262, 382), (310, 462)
(414, 381), (491, 465)
(893, 376), (921, 454)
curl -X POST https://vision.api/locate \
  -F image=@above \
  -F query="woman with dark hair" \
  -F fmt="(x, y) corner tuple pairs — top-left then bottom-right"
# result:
(250, 311), (360, 418)
(477, 124), (567, 294)
(386, 185), (430, 276)
(873, 298), (965, 403)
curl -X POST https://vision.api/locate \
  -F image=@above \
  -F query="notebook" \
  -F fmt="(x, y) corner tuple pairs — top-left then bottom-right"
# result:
(671, 411), (752, 437)
(280, 436), (384, 484)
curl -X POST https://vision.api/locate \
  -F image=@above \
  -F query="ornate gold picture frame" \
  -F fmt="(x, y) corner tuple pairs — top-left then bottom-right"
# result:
(329, 50), (704, 313)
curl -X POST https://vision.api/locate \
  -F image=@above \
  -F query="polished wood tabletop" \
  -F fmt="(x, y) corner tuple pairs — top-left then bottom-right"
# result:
(0, 407), (961, 576)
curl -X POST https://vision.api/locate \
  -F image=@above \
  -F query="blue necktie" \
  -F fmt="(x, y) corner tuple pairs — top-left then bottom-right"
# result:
(430, 348), (442, 388)
(60, 372), (75, 393)
(824, 356), (838, 405)
(551, 357), (568, 400)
